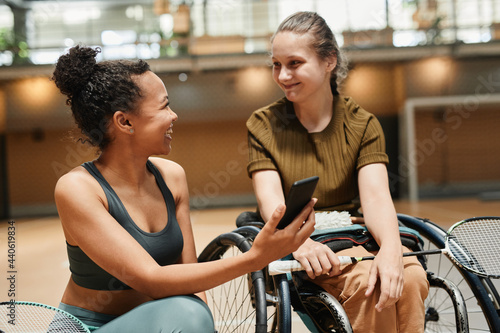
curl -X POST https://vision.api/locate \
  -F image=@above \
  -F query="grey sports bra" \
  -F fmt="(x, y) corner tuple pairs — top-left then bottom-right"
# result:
(66, 160), (184, 290)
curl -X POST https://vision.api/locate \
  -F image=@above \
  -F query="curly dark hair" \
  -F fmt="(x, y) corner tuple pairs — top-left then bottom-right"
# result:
(52, 45), (151, 150)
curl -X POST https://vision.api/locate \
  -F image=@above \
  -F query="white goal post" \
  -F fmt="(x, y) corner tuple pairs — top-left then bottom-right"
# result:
(400, 93), (500, 201)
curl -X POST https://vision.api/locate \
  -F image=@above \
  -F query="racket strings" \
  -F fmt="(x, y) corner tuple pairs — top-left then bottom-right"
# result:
(0, 303), (89, 333)
(448, 218), (500, 277)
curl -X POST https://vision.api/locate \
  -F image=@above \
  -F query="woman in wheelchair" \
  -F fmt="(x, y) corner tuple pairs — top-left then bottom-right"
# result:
(247, 11), (429, 333)
(52, 45), (317, 332)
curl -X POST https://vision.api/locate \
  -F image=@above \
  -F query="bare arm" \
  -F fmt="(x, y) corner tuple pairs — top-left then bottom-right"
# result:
(157, 158), (207, 301)
(251, 170), (284, 222)
(358, 163), (403, 312)
(56, 167), (316, 300)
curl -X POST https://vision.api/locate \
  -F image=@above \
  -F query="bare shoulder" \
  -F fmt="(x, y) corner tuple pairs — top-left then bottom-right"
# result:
(148, 157), (187, 189)
(149, 157), (185, 177)
(54, 166), (102, 204)
(55, 165), (98, 198)
(54, 165), (109, 243)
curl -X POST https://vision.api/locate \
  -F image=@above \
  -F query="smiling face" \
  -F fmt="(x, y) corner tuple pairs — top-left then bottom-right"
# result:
(131, 71), (178, 156)
(271, 31), (335, 105)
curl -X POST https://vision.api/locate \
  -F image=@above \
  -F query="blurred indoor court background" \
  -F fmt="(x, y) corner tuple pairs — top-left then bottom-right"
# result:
(0, 0), (499, 331)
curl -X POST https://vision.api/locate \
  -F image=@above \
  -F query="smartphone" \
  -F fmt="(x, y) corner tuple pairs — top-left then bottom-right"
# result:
(276, 176), (319, 229)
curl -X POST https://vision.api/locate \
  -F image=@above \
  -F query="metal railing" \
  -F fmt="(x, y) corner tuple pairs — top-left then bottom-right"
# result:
(1, 0), (500, 68)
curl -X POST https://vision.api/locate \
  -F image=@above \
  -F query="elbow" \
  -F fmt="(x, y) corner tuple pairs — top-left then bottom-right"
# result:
(139, 281), (201, 300)
(119, 264), (205, 299)
(146, 289), (168, 300)
(140, 282), (164, 300)
(124, 267), (169, 299)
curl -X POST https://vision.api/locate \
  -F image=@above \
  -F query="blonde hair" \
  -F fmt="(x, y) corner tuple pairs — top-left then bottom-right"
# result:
(272, 12), (349, 95)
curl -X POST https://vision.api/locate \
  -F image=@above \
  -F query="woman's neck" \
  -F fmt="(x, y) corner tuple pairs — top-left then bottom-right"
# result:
(294, 91), (334, 133)
(94, 147), (150, 189)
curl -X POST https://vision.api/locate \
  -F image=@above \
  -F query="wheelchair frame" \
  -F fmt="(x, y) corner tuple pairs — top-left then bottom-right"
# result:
(198, 214), (500, 332)
(398, 214), (500, 332)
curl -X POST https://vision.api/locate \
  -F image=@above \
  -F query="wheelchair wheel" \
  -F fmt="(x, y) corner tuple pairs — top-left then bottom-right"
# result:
(425, 274), (468, 333)
(398, 214), (500, 333)
(198, 227), (287, 333)
(296, 288), (353, 333)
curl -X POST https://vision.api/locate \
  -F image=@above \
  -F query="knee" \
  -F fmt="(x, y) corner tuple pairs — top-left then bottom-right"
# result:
(175, 297), (214, 331)
(149, 296), (214, 332)
(341, 263), (374, 298)
(403, 263), (429, 300)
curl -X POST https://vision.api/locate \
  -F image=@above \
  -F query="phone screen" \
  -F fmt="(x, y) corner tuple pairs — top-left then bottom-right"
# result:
(276, 176), (319, 229)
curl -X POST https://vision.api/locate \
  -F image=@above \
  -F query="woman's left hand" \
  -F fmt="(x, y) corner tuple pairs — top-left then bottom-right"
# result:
(365, 245), (404, 312)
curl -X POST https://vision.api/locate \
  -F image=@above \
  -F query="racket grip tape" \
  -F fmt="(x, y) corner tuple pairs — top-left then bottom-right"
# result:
(268, 256), (358, 275)
(268, 260), (304, 275)
(338, 256), (357, 265)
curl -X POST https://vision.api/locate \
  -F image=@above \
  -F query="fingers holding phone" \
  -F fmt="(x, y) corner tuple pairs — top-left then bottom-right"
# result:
(253, 198), (317, 266)
(284, 197), (317, 233)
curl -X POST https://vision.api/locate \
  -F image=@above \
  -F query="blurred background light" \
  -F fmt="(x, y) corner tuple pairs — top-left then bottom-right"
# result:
(101, 30), (137, 46)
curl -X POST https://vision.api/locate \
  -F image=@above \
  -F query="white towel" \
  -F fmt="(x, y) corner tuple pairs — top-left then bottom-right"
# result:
(314, 211), (353, 230)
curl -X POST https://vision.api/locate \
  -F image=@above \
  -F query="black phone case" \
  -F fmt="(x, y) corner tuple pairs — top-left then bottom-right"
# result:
(277, 176), (319, 229)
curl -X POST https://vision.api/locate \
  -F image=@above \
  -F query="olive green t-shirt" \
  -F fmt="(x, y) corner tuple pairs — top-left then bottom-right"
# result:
(246, 96), (389, 213)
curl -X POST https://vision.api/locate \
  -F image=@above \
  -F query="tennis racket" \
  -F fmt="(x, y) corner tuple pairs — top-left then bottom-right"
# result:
(269, 216), (500, 278)
(0, 301), (91, 333)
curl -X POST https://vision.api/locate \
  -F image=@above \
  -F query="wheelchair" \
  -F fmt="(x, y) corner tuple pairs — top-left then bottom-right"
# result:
(198, 213), (500, 333)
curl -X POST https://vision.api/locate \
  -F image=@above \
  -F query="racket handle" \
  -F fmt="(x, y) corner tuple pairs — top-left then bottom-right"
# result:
(268, 260), (304, 275)
(268, 256), (356, 275)
(338, 256), (356, 265)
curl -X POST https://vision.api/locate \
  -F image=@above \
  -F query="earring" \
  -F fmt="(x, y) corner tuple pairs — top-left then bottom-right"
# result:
(129, 129), (134, 133)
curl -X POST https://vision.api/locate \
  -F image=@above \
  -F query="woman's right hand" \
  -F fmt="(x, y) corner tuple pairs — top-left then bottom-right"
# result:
(249, 199), (317, 270)
(292, 237), (342, 279)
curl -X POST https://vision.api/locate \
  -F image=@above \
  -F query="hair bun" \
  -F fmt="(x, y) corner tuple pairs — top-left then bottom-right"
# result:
(52, 45), (100, 97)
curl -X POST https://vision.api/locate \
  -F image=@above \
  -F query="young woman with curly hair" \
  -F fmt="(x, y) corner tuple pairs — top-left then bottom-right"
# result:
(52, 45), (316, 332)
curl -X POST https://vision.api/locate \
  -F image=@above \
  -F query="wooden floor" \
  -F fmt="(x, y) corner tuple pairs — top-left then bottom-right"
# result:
(0, 197), (498, 331)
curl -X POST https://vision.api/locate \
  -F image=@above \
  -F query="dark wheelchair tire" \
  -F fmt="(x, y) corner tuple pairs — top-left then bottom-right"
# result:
(198, 228), (282, 333)
(272, 274), (292, 333)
